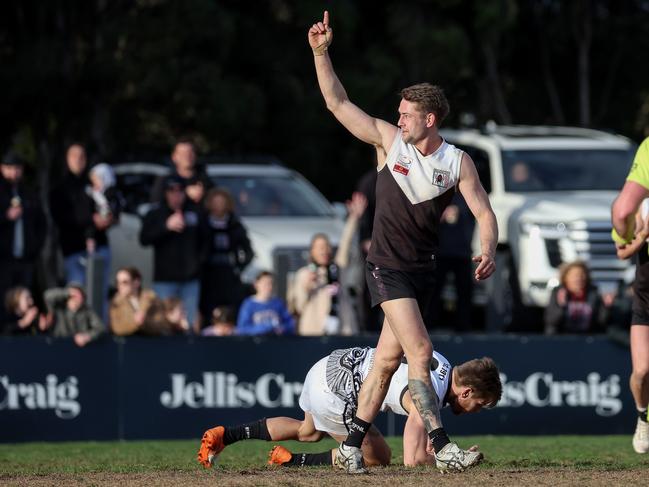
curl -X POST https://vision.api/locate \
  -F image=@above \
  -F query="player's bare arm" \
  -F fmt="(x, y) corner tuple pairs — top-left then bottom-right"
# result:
(458, 152), (497, 281)
(401, 392), (435, 466)
(612, 181), (648, 240)
(408, 379), (443, 434)
(309, 11), (397, 155)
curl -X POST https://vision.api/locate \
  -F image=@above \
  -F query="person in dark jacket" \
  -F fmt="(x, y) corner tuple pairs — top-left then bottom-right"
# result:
(139, 175), (207, 328)
(430, 193), (476, 332)
(150, 137), (213, 204)
(49, 143), (95, 285)
(355, 165), (380, 332)
(200, 187), (253, 323)
(0, 152), (46, 322)
(544, 260), (610, 334)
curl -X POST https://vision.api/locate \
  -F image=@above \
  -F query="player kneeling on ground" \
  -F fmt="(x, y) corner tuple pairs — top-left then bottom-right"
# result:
(197, 347), (501, 472)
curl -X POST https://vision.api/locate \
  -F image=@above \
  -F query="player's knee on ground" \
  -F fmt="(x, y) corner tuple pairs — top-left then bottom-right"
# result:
(363, 445), (392, 467)
(364, 451), (391, 467)
(361, 429), (392, 466)
(404, 451), (431, 467)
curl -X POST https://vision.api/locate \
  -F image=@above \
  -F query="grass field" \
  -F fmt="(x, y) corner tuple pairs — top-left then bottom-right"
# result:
(1, 436), (649, 486)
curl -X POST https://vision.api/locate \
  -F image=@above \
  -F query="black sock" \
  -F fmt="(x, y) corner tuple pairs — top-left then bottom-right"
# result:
(429, 427), (451, 452)
(285, 451), (332, 467)
(223, 418), (272, 445)
(343, 417), (371, 449)
(638, 409), (648, 423)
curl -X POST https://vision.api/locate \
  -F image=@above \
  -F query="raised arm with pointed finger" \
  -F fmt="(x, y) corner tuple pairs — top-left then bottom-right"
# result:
(308, 10), (397, 155)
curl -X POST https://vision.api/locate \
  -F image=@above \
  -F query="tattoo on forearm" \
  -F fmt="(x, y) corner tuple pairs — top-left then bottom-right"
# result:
(408, 379), (442, 433)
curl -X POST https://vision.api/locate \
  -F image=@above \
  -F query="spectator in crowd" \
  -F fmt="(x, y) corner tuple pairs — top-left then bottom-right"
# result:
(42, 283), (105, 347)
(506, 161), (544, 192)
(430, 193), (476, 332)
(150, 137), (213, 204)
(289, 192), (367, 335)
(139, 175), (207, 328)
(201, 306), (236, 337)
(139, 297), (190, 336)
(200, 188), (253, 322)
(236, 271), (295, 336)
(86, 163), (124, 316)
(49, 143), (95, 285)
(2, 286), (45, 335)
(355, 161), (380, 332)
(544, 261), (610, 334)
(0, 151), (46, 323)
(109, 267), (157, 336)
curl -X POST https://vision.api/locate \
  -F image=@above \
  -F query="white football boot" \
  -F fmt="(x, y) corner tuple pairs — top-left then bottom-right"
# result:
(632, 418), (649, 454)
(334, 443), (368, 474)
(435, 442), (484, 473)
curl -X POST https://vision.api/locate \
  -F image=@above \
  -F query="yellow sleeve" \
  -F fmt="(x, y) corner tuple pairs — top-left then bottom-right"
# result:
(627, 137), (649, 190)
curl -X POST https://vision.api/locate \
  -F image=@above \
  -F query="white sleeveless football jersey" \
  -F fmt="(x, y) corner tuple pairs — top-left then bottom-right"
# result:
(378, 349), (451, 416)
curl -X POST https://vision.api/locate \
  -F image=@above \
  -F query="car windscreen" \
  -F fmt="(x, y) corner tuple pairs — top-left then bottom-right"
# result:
(502, 148), (635, 192)
(211, 174), (334, 217)
(116, 172), (162, 213)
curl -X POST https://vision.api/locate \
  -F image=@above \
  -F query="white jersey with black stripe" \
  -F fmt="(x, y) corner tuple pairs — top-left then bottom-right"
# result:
(324, 347), (451, 418)
(378, 350), (452, 416)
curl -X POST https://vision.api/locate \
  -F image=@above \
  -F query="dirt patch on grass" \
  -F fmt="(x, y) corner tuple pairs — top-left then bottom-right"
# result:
(3, 467), (649, 487)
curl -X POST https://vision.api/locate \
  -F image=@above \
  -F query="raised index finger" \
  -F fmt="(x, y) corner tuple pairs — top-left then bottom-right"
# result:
(323, 10), (329, 27)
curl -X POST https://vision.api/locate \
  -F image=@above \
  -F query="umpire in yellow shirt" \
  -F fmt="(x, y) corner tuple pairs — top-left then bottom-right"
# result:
(612, 136), (649, 454)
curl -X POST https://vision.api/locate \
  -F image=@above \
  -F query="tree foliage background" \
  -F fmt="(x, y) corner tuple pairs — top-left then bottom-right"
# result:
(2, 0), (649, 200)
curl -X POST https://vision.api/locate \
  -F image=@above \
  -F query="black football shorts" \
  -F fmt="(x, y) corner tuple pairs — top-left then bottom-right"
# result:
(365, 261), (436, 311)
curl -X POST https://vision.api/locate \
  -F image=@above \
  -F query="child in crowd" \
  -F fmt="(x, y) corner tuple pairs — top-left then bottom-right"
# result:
(201, 306), (236, 337)
(236, 271), (294, 336)
(2, 287), (45, 335)
(140, 297), (190, 336)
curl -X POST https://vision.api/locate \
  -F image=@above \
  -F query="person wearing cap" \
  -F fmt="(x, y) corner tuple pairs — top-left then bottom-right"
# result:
(150, 137), (213, 204)
(41, 283), (104, 347)
(0, 151), (46, 323)
(139, 174), (208, 328)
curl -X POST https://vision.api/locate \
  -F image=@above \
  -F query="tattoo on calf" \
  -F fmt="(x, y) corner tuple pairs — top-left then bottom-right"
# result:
(408, 378), (442, 434)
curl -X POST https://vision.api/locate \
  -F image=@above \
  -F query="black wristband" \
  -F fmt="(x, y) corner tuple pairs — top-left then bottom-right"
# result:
(429, 427), (451, 452)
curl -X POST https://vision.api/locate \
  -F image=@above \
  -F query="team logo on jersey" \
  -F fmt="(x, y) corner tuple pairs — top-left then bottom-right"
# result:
(432, 168), (450, 188)
(393, 154), (413, 176)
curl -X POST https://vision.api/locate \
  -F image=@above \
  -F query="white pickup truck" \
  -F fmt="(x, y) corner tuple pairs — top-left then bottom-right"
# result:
(109, 162), (346, 300)
(441, 125), (636, 330)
